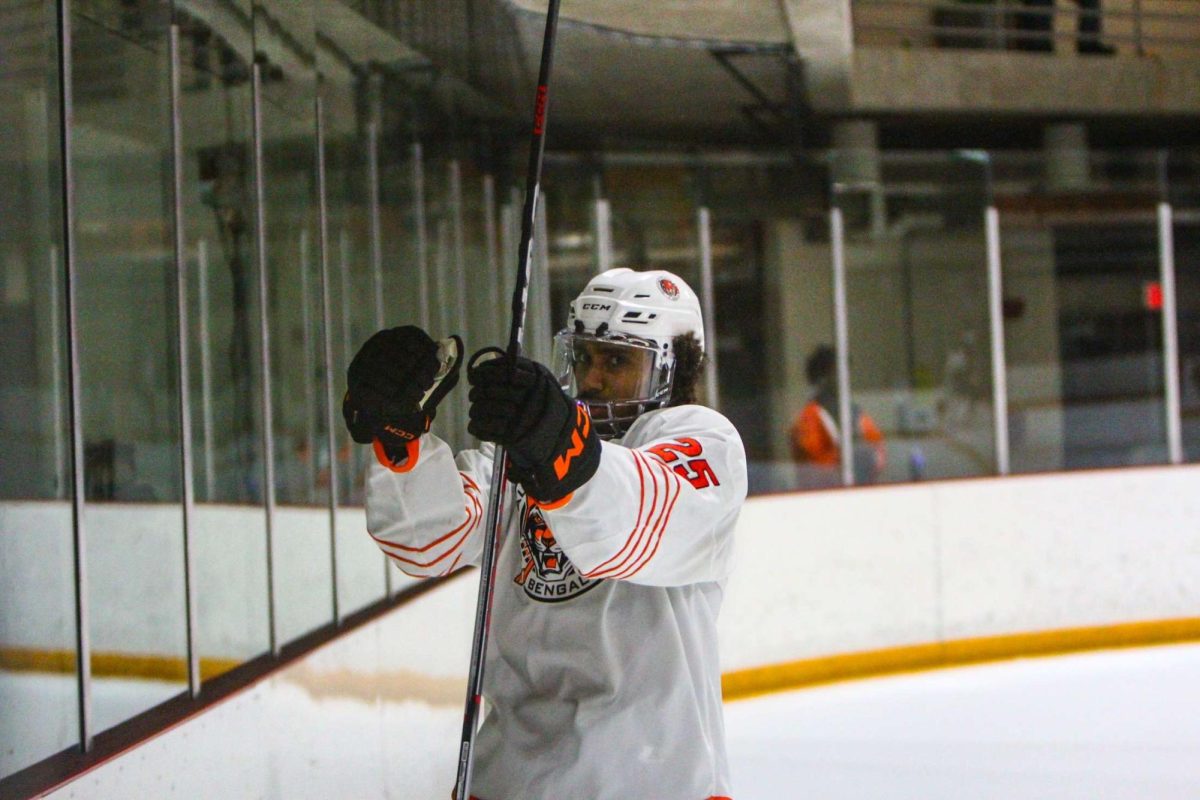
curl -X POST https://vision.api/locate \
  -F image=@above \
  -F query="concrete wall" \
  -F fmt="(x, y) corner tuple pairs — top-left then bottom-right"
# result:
(850, 46), (1200, 115)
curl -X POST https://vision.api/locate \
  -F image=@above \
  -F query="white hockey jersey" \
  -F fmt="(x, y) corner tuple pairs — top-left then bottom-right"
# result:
(366, 404), (748, 800)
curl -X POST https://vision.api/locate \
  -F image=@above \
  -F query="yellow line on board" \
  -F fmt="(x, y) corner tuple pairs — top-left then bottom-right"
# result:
(0, 647), (242, 683)
(721, 617), (1200, 702)
(5, 618), (1200, 696)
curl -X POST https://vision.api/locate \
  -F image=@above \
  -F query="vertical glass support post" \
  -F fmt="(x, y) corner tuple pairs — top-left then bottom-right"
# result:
(49, 245), (67, 497)
(197, 238), (216, 500)
(985, 205), (1011, 475)
(483, 175), (500, 345)
(339, 231), (352, 382)
(696, 206), (719, 408)
(1158, 201), (1184, 464)
(315, 89), (341, 624)
(591, 198), (612, 274)
(168, 22), (200, 697)
(500, 197), (517, 345)
(412, 141), (430, 332)
(367, 77), (385, 333)
(434, 220), (452, 340)
(534, 191), (553, 365)
(450, 161), (469, 443)
(251, 60), (279, 655)
(830, 204), (854, 487)
(450, 161), (468, 340)
(364, 77), (389, 596)
(299, 229), (317, 494)
(57, 0), (92, 751)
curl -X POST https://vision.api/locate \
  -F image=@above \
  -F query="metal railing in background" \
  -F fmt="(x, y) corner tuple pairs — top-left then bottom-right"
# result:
(852, 0), (1200, 58)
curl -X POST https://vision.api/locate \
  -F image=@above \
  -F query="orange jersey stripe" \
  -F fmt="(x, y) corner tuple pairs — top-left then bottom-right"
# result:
(377, 494), (480, 568)
(586, 451), (673, 580)
(585, 451), (663, 579)
(372, 477), (481, 554)
(582, 450), (651, 577)
(607, 458), (682, 580)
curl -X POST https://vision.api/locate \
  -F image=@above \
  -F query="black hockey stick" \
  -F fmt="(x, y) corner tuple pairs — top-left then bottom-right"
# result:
(455, 1), (562, 797)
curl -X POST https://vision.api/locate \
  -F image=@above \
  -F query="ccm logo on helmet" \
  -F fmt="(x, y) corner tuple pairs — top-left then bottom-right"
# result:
(581, 303), (612, 311)
(658, 278), (680, 300)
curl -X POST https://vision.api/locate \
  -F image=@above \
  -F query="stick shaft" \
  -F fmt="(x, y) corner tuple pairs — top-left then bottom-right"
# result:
(456, 2), (562, 797)
(507, 1), (561, 360)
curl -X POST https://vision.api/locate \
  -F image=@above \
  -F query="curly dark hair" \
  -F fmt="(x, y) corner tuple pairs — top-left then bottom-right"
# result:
(668, 332), (706, 407)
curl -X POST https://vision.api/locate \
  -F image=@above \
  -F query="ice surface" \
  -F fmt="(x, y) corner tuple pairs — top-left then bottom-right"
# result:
(724, 644), (1200, 799)
(17, 643), (1200, 798)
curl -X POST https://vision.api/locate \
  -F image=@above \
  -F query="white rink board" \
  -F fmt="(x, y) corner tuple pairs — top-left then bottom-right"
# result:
(17, 464), (1200, 798)
(4, 465), (1198, 664)
(720, 464), (1200, 671)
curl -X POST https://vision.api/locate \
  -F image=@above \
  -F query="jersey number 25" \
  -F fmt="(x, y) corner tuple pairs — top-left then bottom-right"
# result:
(645, 438), (721, 490)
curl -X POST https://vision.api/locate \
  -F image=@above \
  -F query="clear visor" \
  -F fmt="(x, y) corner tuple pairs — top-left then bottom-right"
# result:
(551, 331), (670, 404)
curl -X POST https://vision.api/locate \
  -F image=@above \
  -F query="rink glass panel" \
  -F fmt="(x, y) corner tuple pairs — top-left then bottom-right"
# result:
(70, 2), (189, 731)
(254, 0), (336, 641)
(600, 162), (709, 400)
(540, 157), (824, 495)
(459, 160), (501, 355)
(175, 0), (272, 670)
(0, 0), (80, 779)
(420, 148), (470, 451)
(994, 150), (1168, 472)
(701, 162), (825, 494)
(1167, 150), (1200, 463)
(542, 157), (600, 335)
(455, 158), (495, 434)
(316, 43), (387, 615)
(832, 152), (996, 488)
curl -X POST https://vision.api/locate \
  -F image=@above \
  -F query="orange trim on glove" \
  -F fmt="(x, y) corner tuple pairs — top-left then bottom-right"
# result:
(526, 491), (574, 511)
(373, 437), (420, 472)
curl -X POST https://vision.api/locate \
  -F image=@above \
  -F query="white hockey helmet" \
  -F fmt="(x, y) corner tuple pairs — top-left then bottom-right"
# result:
(552, 268), (705, 438)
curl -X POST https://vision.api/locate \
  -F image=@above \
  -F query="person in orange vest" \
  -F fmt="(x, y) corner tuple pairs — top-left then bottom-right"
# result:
(790, 344), (886, 485)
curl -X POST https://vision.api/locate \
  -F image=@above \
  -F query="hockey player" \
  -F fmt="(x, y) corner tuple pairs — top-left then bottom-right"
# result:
(343, 268), (747, 800)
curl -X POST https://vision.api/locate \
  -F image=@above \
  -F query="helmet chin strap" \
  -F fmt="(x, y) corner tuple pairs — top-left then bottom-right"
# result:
(584, 398), (667, 440)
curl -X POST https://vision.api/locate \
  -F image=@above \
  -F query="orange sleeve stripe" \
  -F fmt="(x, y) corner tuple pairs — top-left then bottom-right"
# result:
(369, 489), (481, 554)
(583, 451), (658, 579)
(581, 451), (649, 577)
(606, 453), (671, 579)
(438, 552), (464, 577)
(384, 513), (477, 568)
(606, 459), (682, 580)
(373, 437), (420, 472)
(586, 451), (679, 580)
(373, 490), (481, 565)
(383, 528), (469, 568)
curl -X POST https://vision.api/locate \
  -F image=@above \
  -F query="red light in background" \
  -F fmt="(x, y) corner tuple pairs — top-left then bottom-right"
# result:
(1144, 281), (1163, 311)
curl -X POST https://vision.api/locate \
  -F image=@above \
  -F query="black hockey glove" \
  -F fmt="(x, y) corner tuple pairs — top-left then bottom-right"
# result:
(467, 349), (600, 504)
(343, 326), (462, 466)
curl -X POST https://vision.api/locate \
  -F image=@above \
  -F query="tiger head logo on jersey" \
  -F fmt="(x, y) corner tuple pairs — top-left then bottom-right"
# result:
(514, 501), (600, 603)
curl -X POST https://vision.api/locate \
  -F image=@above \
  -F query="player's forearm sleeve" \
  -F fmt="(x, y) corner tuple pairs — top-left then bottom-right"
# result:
(364, 435), (493, 576)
